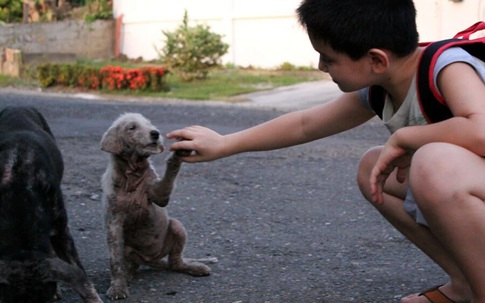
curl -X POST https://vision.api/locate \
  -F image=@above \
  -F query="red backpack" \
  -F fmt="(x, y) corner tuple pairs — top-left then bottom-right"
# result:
(368, 22), (485, 123)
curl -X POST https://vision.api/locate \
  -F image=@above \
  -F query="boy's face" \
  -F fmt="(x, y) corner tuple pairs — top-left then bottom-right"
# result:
(309, 36), (373, 92)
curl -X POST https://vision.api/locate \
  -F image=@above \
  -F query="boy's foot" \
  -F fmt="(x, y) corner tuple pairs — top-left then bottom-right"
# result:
(400, 283), (470, 303)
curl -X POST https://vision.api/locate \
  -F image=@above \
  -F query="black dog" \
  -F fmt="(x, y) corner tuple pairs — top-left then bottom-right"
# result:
(0, 106), (102, 303)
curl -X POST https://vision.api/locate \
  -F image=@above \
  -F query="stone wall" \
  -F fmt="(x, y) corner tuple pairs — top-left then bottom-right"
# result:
(0, 20), (115, 62)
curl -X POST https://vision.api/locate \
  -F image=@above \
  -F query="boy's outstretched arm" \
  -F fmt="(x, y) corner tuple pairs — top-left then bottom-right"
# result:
(167, 92), (375, 162)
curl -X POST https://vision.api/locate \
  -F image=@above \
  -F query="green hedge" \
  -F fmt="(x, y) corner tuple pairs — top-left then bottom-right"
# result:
(37, 63), (168, 91)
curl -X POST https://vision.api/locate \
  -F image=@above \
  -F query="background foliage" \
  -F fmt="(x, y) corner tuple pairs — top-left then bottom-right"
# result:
(37, 63), (167, 91)
(157, 10), (229, 82)
(0, 0), (23, 23)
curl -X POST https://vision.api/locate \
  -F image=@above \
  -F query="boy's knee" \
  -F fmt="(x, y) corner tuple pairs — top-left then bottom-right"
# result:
(411, 143), (454, 179)
(410, 143), (456, 201)
(357, 146), (382, 201)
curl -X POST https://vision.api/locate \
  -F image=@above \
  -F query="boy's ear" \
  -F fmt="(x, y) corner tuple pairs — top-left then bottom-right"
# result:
(367, 48), (389, 74)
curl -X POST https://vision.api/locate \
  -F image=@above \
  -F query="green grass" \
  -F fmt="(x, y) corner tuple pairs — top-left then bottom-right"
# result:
(101, 68), (327, 101)
(0, 74), (39, 88)
(0, 65), (327, 101)
(146, 69), (326, 101)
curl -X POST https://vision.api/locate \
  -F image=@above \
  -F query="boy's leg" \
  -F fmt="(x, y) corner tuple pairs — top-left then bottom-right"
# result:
(357, 146), (471, 303)
(411, 142), (485, 302)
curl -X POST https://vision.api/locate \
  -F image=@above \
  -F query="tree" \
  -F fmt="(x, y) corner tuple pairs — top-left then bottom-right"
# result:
(157, 10), (229, 81)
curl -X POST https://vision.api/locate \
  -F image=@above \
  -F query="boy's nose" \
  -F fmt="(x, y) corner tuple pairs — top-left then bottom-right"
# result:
(318, 61), (329, 73)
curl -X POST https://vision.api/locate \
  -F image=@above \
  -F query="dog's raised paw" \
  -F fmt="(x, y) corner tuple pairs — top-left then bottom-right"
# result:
(174, 149), (193, 157)
(174, 138), (193, 157)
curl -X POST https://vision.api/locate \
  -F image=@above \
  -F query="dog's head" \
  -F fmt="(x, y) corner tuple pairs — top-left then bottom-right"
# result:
(100, 113), (164, 156)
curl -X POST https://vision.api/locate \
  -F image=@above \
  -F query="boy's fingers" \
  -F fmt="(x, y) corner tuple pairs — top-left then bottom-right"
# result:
(169, 140), (193, 152)
(167, 125), (201, 139)
(167, 129), (190, 140)
(396, 167), (408, 183)
(176, 154), (197, 163)
(369, 167), (386, 205)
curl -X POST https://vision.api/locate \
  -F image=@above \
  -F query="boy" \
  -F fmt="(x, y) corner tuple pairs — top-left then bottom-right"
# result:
(168, 0), (485, 302)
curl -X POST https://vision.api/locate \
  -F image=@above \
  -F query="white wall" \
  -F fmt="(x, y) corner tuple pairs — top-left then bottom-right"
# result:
(113, 0), (485, 69)
(113, 0), (317, 68)
(415, 0), (485, 41)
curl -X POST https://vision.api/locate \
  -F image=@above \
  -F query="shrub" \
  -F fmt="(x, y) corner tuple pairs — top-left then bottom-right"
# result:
(78, 66), (101, 89)
(0, 0), (23, 23)
(99, 65), (167, 91)
(100, 65), (126, 90)
(278, 62), (297, 71)
(143, 66), (166, 90)
(84, 0), (113, 23)
(37, 63), (167, 91)
(37, 64), (55, 88)
(157, 10), (229, 82)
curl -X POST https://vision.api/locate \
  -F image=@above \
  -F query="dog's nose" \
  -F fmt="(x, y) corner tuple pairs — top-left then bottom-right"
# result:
(150, 130), (160, 140)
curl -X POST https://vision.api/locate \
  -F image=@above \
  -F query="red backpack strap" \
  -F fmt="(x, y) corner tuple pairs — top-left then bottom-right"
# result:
(369, 22), (485, 123)
(417, 31), (485, 123)
(416, 39), (455, 123)
(454, 21), (485, 39)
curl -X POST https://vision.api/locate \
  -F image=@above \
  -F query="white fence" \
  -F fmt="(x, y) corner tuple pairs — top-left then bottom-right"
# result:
(113, 0), (485, 69)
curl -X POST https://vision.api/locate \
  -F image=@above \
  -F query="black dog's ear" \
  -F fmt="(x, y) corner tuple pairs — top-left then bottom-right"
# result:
(100, 127), (123, 154)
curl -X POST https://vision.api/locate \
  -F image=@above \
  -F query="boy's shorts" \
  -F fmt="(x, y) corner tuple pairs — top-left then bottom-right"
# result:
(403, 188), (429, 226)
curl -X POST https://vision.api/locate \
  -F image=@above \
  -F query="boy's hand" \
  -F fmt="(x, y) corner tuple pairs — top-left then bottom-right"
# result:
(172, 138), (193, 158)
(370, 143), (411, 205)
(167, 126), (226, 163)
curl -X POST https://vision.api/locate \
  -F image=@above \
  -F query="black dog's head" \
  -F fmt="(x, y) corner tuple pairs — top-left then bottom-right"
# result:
(0, 106), (63, 180)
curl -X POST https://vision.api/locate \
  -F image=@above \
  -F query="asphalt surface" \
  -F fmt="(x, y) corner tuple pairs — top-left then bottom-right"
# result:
(0, 83), (448, 303)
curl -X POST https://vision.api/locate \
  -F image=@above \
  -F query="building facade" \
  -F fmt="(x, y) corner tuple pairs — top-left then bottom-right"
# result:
(113, 0), (485, 69)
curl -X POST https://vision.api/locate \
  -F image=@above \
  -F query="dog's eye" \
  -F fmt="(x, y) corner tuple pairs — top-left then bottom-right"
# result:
(127, 124), (137, 131)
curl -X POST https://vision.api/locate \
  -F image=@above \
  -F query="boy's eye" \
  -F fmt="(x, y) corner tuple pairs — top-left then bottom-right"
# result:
(320, 56), (333, 64)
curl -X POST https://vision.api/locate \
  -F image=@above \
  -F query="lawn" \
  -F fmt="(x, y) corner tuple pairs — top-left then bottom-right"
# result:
(130, 68), (327, 101)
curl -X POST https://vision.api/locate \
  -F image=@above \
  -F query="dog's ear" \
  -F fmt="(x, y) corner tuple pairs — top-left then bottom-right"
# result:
(100, 127), (123, 154)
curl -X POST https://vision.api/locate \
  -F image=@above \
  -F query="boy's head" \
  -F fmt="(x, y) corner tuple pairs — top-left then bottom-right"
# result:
(297, 0), (419, 60)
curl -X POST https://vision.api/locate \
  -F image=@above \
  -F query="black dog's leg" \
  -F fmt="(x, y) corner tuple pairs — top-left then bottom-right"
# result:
(47, 258), (102, 303)
(50, 193), (86, 272)
(51, 225), (86, 271)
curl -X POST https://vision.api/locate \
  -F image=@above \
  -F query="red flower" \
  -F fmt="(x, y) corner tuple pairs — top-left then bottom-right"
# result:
(99, 65), (167, 91)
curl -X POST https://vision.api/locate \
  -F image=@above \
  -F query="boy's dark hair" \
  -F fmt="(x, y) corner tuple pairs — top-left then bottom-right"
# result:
(297, 0), (419, 60)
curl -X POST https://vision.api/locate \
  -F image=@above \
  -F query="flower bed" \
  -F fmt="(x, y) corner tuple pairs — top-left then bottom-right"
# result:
(37, 63), (168, 91)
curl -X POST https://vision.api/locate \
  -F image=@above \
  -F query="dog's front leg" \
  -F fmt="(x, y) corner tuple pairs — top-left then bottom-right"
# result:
(47, 258), (103, 303)
(106, 212), (130, 300)
(147, 153), (182, 207)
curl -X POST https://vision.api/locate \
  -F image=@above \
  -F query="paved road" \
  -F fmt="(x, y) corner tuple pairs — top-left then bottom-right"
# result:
(235, 80), (343, 111)
(0, 86), (447, 303)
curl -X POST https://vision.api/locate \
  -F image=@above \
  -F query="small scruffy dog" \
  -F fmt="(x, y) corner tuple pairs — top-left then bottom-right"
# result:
(100, 113), (212, 301)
